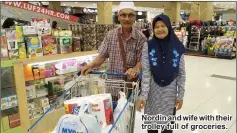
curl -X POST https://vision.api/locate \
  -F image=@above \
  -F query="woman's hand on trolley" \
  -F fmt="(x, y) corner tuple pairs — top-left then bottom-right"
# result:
(137, 98), (146, 112)
(176, 100), (183, 110)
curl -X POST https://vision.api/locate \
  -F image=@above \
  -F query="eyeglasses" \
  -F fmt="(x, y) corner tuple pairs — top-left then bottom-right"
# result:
(119, 13), (136, 19)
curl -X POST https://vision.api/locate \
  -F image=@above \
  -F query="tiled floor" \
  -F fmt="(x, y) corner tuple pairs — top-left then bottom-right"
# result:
(134, 55), (236, 133)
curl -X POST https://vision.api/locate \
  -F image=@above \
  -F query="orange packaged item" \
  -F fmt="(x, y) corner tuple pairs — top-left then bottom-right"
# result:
(33, 69), (40, 80)
(24, 65), (34, 81)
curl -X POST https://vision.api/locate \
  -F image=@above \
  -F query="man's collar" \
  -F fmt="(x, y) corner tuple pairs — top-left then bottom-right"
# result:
(120, 27), (137, 39)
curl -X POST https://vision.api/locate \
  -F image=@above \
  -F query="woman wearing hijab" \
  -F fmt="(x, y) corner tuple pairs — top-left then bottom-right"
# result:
(137, 14), (186, 133)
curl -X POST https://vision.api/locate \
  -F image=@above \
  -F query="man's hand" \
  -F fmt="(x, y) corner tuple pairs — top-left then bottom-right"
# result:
(125, 67), (139, 80)
(176, 100), (183, 110)
(80, 65), (93, 75)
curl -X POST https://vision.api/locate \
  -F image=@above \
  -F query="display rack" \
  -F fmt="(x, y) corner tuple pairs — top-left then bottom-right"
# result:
(1, 51), (98, 133)
(189, 26), (201, 51)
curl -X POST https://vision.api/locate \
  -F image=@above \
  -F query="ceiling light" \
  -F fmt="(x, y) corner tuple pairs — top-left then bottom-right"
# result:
(75, 2), (78, 4)
(64, 4), (66, 6)
(220, 5), (222, 7)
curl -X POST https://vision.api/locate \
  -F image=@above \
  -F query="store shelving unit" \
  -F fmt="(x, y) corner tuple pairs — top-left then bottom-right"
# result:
(189, 26), (201, 51)
(1, 51), (98, 133)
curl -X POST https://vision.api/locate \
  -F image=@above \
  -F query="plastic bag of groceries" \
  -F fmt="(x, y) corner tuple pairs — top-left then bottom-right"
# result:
(51, 104), (101, 133)
(113, 91), (129, 133)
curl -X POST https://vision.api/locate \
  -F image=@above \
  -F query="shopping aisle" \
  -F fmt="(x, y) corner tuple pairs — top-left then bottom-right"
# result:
(135, 55), (236, 133)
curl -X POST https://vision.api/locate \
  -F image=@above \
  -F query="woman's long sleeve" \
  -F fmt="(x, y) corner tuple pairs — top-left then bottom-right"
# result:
(140, 42), (151, 100)
(177, 55), (186, 100)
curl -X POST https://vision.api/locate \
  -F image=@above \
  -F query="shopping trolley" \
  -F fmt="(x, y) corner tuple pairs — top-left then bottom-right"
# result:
(27, 70), (141, 133)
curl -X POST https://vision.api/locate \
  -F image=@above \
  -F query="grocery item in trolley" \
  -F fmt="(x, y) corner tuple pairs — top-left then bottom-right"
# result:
(64, 97), (89, 115)
(89, 93), (113, 128)
(64, 93), (114, 129)
(51, 105), (101, 133)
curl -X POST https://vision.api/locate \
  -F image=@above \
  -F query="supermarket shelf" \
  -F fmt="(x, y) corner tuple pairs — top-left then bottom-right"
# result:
(2, 126), (22, 133)
(1, 51), (98, 67)
(19, 51), (98, 65)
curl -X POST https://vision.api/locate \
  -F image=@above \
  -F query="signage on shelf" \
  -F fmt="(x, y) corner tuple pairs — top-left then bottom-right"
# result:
(2, 2), (79, 22)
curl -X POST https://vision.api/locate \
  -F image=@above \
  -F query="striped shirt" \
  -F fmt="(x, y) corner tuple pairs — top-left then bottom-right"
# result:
(98, 27), (147, 73)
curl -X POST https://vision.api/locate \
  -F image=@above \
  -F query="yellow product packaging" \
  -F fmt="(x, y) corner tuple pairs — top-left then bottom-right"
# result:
(18, 42), (27, 59)
(16, 26), (24, 42)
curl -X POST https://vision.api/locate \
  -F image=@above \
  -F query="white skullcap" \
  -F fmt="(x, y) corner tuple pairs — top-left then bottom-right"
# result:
(118, 2), (136, 13)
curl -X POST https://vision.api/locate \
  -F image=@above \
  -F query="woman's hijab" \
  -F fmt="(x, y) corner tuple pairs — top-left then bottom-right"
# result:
(148, 14), (185, 87)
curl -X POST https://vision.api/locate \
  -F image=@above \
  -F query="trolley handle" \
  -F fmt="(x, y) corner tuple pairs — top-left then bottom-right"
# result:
(77, 71), (142, 79)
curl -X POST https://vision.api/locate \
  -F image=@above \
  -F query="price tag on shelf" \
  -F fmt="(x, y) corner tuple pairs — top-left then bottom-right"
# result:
(1, 60), (19, 67)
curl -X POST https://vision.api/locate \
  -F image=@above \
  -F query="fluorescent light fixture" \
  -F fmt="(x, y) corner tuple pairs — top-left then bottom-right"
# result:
(64, 4), (66, 6)
(138, 12), (142, 15)
(75, 2), (78, 3)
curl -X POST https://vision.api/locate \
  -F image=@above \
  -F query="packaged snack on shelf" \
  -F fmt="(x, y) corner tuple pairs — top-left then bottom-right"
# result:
(8, 50), (19, 59)
(26, 81), (36, 100)
(1, 30), (8, 60)
(9, 100), (18, 108)
(35, 80), (48, 98)
(16, 26), (24, 42)
(23, 26), (37, 35)
(25, 37), (43, 58)
(24, 65), (34, 81)
(8, 95), (17, 102)
(6, 29), (16, 41)
(58, 37), (72, 54)
(38, 97), (50, 107)
(41, 36), (57, 55)
(18, 42), (27, 59)
(72, 37), (81, 52)
(48, 78), (65, 97)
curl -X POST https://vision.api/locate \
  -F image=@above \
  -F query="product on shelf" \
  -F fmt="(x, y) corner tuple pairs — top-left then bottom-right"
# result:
(48, 78), (65, 98)
(31, 18), (51, 36)
(72, 37), (81, 52)
(16, 26), (24, 42)
(58, 37), (72, 54)
(26, 81), (37, 100)
(25, 37), (43, 58)
(1, 29), (8, 60)
(8, 113), (21, 128)
(6, 29), (19, 59)
(41, 36), (58, 55)
(23, 26), (37, 35)
(24, 65), (34, 81)
(18, 42), (27, 59)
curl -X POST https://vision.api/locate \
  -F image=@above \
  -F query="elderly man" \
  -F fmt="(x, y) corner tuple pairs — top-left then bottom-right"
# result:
(81, 2), (147, 81)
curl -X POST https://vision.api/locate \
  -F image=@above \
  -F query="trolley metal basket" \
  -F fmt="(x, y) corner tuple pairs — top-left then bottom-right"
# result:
(27, 71), (140, 133)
